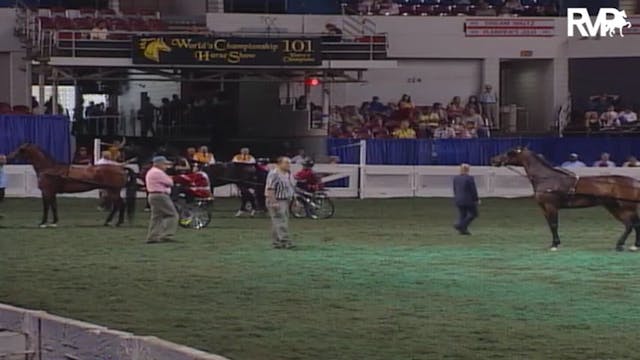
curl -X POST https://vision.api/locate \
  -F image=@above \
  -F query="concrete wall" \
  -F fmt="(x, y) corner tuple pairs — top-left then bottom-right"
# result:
(117, 74), (180, 124)
(0, 8), (29, 107)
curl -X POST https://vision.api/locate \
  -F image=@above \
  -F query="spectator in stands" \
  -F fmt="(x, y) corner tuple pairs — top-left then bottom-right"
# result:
(475, 0), (497, 15)
(561, 153), (586, 168)
(296, 95), (308, 110)
(368, 96), (387, 113)
(369, 115), (390, 138)
(589, 93), (619, 113)
(599, 105), (619, 128)
(232, 147), (256, 164)
(418, 107), (440, 127)
(432, 102), (448, 123)
(329, 106), (344, 126)
(618, 108), (638, 125)
(454, 123), (474, 138)
(171, 94), (186, 126)
(462, 108), (484, 129)
(160, 98), (172, 132)
(503, 0), (524, 13)
(139, 95), (156, 137)
(193, 146), (216, 165)
(434, 120), (456, 139)
(44, 97), (63, 115)
(623, 156), (640, 167)
(323, 23), (343, 42)
(415, 123), (433, 139)
(381, 0), (400, 15)
(186, 147), (196, 161)
(479, 84), (498, 128)
(90, 20), (108, 40)
(392, 120), (416, 139)
(72, 146), (92, 165)
(466, 95), (481, 115)
(585, 111), (600, 132)
(31, 96), (39, 110)
(398, 94), (414, 110)
(291, 148), (307, 164)
(447, 96), (464, 122)
(593, 152), (616, 167)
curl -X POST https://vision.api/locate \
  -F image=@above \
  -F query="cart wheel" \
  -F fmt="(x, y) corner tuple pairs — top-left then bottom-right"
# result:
(289, 198), (308, 219)
(308, 195), (335, 219)
(179, 204), (211, 229)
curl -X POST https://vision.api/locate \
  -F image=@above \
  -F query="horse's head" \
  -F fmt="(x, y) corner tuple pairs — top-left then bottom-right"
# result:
(143, 38), (171, 63)
(491, 146), (527, 167)
(8, 143), (37, 161)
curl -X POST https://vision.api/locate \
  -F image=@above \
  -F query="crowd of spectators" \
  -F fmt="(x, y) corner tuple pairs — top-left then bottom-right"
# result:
(328, 91), (495, 139)
(560, 152), (640, 168)
(564, 94), (640, 134)
(349, 0), (558, 17)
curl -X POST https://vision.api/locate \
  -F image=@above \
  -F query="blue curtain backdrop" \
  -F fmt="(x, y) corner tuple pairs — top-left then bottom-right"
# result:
(328, 137), (640, 166)
(0, 115), (71, 163)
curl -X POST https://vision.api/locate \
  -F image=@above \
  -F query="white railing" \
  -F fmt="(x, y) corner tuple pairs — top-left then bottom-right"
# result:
(7, 164), (640, 199)
(0, 303), (229, 360)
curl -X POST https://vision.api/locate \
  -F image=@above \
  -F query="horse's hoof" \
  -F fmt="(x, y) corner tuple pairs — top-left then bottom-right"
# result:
(616, 246), (625, 252)
(549, 247), (558, 252)
(629, 245), (639, 252)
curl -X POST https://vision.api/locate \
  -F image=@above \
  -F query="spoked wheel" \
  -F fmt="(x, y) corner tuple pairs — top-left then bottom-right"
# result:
(289, 197), (308, 219)
(177, 202), (212, 229)
(308, 194), (335, 219)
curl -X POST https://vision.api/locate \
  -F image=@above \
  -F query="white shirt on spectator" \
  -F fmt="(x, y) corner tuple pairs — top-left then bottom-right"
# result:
(90, 27), (108, 40)
(95, 158), (119, 165)
(592, 160), (616, 167)
(434, 126), (456, 139)
(619, 111), (638, 124)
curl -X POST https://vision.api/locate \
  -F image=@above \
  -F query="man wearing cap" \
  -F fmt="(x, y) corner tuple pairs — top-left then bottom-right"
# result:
(561, 153), (586, 169)
(145, 156), (178, 243)
(452, 163), (479, 235)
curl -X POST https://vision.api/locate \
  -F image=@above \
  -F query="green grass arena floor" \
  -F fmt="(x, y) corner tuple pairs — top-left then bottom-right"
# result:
(1, 197), (640, 359)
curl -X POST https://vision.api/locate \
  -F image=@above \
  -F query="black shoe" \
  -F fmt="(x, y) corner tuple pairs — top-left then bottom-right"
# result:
(459, 230), (471, 235)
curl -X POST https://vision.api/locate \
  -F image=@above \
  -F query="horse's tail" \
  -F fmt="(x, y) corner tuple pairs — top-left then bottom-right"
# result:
(124, 168), (138, 223)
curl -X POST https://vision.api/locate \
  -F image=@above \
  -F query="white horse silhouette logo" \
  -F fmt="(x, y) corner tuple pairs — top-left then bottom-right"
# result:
(603, 9), (631, 37)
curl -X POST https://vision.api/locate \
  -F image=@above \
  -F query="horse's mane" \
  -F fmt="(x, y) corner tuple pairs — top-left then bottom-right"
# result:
(28, 144), (58, 165)
(525, 149), (575, 177)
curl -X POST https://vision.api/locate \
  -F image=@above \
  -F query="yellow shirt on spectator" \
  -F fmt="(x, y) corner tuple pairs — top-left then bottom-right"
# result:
(232, 154), (256, 164)
(393, 128), (416, 139)
(193, 152), (215, 164)
(108, 146), (121, 161)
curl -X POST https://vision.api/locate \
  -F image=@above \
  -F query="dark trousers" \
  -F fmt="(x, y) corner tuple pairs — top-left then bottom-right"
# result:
(456, 205), (478, 231)
(0, 187), (4, 202)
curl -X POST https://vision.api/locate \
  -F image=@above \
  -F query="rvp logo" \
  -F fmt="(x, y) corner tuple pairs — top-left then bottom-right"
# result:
(567, 8), (631, 37)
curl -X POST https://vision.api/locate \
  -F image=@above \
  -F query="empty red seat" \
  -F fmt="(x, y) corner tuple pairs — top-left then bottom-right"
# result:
(129, 18), (150, 31)
(399, 5), (414, 15)
(120, 8), (139, 17)
(12, 105), (31, 114)
(0, 102), (12, 114)
(139, 9), (158, 18)
(79, 7), (96, 16)
(50, 6), (66, 16)
(73, 17), (94, 30)
(99, 8), (116, 17)
(147, 19), (167, 31)
(39, 16), (55, 30)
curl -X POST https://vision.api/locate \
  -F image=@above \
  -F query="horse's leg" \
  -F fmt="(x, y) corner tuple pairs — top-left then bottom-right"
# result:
(115, 194), (126, 226)
(604, 203), (634, 251)
(104, 191), (117, 226)
(631, 212), (640, 251)
(51, 195), (59, 226)
(539, 203), (560, 250)
(40, 194), (49, 227)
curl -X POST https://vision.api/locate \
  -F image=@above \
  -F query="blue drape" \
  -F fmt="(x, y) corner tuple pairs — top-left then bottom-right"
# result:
(0, 115), (71, 163)
(328, 137), (640, 166)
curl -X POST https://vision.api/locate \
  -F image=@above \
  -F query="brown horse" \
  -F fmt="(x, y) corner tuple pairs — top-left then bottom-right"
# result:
(8, 143), (137, 227)
(491, 147), (640, 251)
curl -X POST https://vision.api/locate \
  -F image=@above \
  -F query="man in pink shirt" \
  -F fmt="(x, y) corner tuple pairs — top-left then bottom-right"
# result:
(145, 156), (178, 243)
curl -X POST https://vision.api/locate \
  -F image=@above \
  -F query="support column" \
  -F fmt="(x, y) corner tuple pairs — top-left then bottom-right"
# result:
(52, 67), (59, 115)
(321, 75), (329, 130)
(482, 57), (500, 129)
(37, 63), (45, 115)
(553, 49), (570, 135)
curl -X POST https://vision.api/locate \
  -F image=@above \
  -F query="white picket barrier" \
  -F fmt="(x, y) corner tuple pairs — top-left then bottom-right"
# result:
(6, 164), (640, 199)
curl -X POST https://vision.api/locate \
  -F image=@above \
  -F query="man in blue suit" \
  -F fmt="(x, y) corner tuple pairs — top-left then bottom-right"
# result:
(453, 163), (479, 235)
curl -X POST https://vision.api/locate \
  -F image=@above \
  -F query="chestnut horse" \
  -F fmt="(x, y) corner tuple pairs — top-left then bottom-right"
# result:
(491, 147), (640, 251)
(8, 143), (137, 227)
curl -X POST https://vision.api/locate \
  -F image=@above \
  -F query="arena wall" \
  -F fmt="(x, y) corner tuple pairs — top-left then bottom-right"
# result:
(0, 8), (29, 108)
(0, 303), (229, 360)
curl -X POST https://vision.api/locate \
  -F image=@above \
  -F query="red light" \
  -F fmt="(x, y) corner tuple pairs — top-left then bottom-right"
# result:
(305, 78), (320, 86)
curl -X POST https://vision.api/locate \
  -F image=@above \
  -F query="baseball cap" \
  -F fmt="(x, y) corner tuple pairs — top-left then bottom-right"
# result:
(569, 153), (578, 158)
(152, 156), (171, 164)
